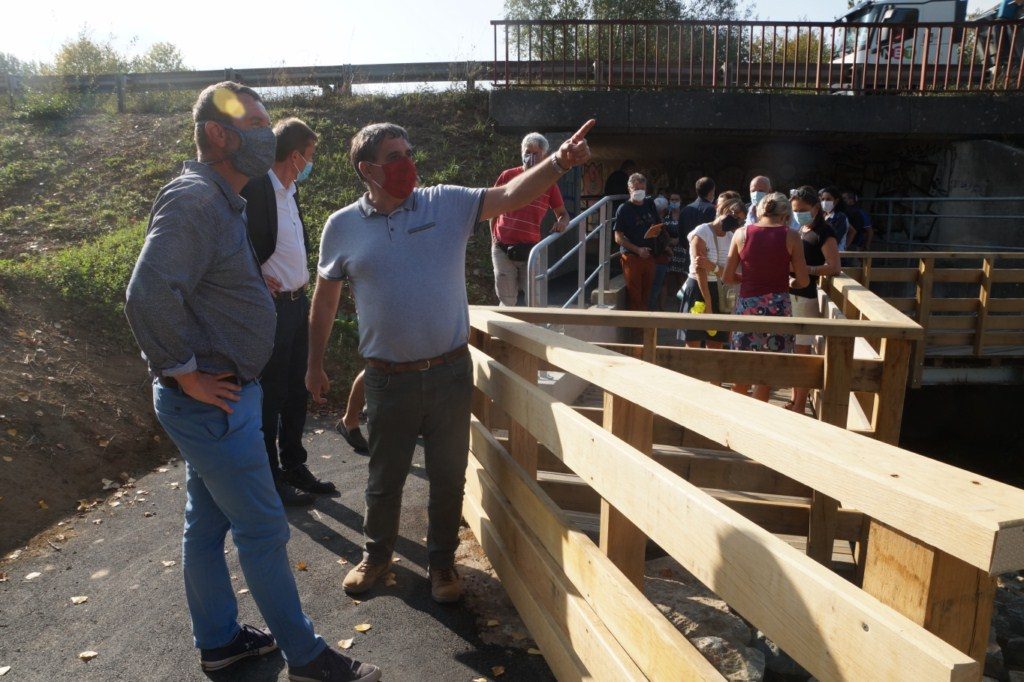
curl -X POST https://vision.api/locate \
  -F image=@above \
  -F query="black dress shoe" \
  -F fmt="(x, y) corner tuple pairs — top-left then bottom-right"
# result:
(284, 464), (338, 495)
(275, 479), (315, 507)
(200, 623), (277, 671)
(335, 421), (369, 455)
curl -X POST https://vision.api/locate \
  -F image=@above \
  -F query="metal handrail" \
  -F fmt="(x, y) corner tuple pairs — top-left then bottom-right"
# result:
(526, 195), (626, 308)
(858, 195), (1024, 246)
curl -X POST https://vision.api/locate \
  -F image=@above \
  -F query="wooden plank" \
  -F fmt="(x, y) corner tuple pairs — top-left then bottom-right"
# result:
(538, 471), (864, 541)
(865, 267), (919, 282)
(975, 258), (993, 357)
(986, 315), (1024, 331)
(506, 346), (539, 478)
(933, 269), (983, 284)
(928, 316), (980, 331)
(808, 336), (854, 566)
(470, 308), (1024, 575)
(887, 297), (918, 313)
(855, 251), (1024, 260)
(826, 273), (918, 325)
(470, 422), (725, 680)
(861, 521), (997, 667)
(462, 471), (622, 682)
(988, 298), (1024, 313)
(992, 268), (1024, 283)
(983, 331), (1024, 346)
(469, 329), (493, 429)
(931, 298), (979, 313)
(491, 307), (922, 340)
(912, 258), (936, 388)
(470, 343), (979, 681)
(599, 392), (652, 589)
(928, 333), (976, 346)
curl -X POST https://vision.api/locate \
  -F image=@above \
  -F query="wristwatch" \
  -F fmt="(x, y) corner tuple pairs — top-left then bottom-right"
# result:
(550, 154), (570, 174)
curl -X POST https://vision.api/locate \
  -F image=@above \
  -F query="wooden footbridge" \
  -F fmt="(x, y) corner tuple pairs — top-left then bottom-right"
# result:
(461, 265), (1024, 681)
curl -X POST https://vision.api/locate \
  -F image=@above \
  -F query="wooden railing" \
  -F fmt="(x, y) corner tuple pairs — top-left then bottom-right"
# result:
(464, 299), (1024, 681)
(842, 251), (1024, 387)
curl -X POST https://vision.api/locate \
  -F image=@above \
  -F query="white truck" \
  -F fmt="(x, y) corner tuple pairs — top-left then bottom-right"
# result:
(837, 0), (1022, 74)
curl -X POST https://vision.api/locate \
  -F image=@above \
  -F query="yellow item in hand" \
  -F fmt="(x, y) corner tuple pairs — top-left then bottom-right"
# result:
(690, 300), (716, 336)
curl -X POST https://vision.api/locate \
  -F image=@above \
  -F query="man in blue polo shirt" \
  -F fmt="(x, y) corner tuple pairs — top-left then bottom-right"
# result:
(307, 119), (594, 603)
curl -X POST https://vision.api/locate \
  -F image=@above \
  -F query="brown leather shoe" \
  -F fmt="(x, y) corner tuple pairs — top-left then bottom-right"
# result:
(342, 559), (391, 594)
(429, 565), (462, 603)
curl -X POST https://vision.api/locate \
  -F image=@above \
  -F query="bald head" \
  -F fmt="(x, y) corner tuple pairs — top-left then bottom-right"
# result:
(749, 176), (772, 194)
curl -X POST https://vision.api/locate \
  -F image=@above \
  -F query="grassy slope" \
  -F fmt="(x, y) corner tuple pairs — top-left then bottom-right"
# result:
(0, 89), (516, 385)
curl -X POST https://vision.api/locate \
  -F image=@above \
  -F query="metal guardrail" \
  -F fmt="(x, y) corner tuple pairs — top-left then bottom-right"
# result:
(860, 195), (1024, 247)
(1, 61), (488, 110)
(491, 19), (1024, 93)
(526, 195), (625, 309)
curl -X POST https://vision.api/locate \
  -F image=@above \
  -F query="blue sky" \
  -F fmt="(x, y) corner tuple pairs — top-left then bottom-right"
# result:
(2, 1), (998, 70)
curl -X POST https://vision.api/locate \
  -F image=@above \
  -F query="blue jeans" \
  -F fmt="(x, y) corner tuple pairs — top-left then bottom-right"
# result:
(153, 380), (326, 666)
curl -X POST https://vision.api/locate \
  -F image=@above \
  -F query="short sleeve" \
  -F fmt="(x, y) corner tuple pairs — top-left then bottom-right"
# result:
(548, 183), (565, 210)
(437, 185), (486, 239)
(317, 213), (348, 281)
(492, 169), (513, 188)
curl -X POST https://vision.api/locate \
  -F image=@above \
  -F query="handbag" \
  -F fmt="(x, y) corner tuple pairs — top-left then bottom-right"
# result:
(501, 242), (535, 262)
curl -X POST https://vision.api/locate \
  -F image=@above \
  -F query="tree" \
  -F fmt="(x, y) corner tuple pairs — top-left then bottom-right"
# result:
(0, 53), (39, 77)
(46, 31), (128, 76)
(131, 42), (186, 73)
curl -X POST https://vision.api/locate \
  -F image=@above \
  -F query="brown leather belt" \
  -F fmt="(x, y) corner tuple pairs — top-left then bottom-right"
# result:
(365, 344), (469, 374)
(276, 288), (305, 301)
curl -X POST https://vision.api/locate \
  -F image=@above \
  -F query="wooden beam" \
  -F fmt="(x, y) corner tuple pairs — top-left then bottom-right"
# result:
(470, 344), (979, 681)
(599, 392), (652, 589)
(506, 345), (539, 478)
(976, 258), (992, 358)
(871, 338), (913, 445)
(912, 258), (935, 388)
(861, 521), (997, 667)
(470, 308), (1024, 575)
(469, 421), (724, 680)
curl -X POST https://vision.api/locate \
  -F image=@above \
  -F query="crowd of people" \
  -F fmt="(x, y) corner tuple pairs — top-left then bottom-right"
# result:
(125, 82), (594, 682)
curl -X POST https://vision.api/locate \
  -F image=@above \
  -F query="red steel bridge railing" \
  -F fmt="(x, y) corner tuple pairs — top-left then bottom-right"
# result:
(491, 19), (1024, 93)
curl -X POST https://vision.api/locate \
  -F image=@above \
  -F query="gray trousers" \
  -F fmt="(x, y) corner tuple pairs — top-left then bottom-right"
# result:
(362, 354), (473, 569)
(491, 241), (528, 307)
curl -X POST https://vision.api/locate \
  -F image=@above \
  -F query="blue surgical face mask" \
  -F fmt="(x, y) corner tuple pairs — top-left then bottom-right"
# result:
(293, 153), (313, 183)
(202, 121), (277, 178)
(750, 190), (767, 206)
(522, 151), (538, 169)
(669, 201), (681, 210)
(794, 210), (813, 226)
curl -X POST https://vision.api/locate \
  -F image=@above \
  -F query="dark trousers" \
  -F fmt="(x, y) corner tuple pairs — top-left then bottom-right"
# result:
(362, 354), (473, 569)
(260, 293), (310, 476)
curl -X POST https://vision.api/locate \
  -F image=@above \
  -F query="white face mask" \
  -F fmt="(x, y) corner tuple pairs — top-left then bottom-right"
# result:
(821, 200), (835, 213)
(630, 189), (646, 203)
(750, 190), (767, 206)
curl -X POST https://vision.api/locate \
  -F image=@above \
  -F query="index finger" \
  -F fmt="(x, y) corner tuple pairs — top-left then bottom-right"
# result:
(570, 118), (596, 143)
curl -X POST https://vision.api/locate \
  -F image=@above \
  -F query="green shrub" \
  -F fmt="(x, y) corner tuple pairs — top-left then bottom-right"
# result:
(15, 91), (81, 121)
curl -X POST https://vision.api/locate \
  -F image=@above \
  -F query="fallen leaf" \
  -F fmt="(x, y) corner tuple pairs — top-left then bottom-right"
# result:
(78, 651), (98, 662)
(238, 588), (250, 595)
(351, 599), (361, 605)
(37, 499), (48, 510)
(91, 519), (102, 525)
(492, 666), (506, 677)
(0, 665), (10, 675)
(338, 638), (354, 650)
(485, 619), (499, 627)
(392, 557), (401, 563)
(109, 501), (120, 507)
(169, 482), (180, 490)
(70, 596), (89, 605)
(472, 678), (486, 682)
(296, 561), (308, 571)
(161, 560), (176, 568)
(528, 648), (542, 655)
(384, 572), (397, 587)
(16, 392), (29, 402)
(2, 456), (12, 462)
(97, 439), (110, 448)
(511, 631), (527, 641)
(5, 429), (17, 437)
(143, 512), (154, 518)
(101, 479), (119, 491)
(321, 455), (332, 459)
(336, 558), (348, 566)
(314, 429), (325, 435)
(156, 467), (169, 473)
(353, 623), (372, 633)
(0, 572), (7, 582)
(25, 572), (41, 581)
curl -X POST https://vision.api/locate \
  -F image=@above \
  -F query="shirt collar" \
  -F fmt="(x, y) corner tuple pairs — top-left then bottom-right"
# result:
(182, 160), (246, 212)
(268, 169), (295, 198)
(357, 190), (418, 218)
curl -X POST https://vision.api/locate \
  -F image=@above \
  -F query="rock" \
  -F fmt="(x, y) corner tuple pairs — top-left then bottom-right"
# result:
(985, 640), (1008, 681)
(754, 633), (810, 680)
(1007, 671), (1024, 682)
(692, 636), (765, 681)
(1003, 637), (1024, 669)
(644, 557), (754, 649)
(993, 589), (1024, 646)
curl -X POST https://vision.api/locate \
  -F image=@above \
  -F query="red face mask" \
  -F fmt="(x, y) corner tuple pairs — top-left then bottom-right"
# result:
(367, 156), (417, 201)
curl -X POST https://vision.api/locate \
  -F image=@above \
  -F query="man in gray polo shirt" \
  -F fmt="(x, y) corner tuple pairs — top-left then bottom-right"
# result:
(307, 119), (594, 602)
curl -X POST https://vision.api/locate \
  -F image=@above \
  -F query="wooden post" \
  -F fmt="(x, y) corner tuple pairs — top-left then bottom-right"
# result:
(599, 391), (653, 588)
(861, 521), (997, 667)
(807, 335), (853, 566)
(115, 73), (126, 114)
(911, 257), (934, 388)
(861, 255), (873, 289)
(507, 346), (539, 478)
(641, 327), (657, 363)
(974, 257), (992, 357)
(469, 329), (492, 430)
(871, 337), (912, 445)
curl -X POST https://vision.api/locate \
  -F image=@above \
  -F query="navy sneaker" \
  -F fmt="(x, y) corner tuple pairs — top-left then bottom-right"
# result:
(289, 646), (381, 681)
(200, 623), (278, 671)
